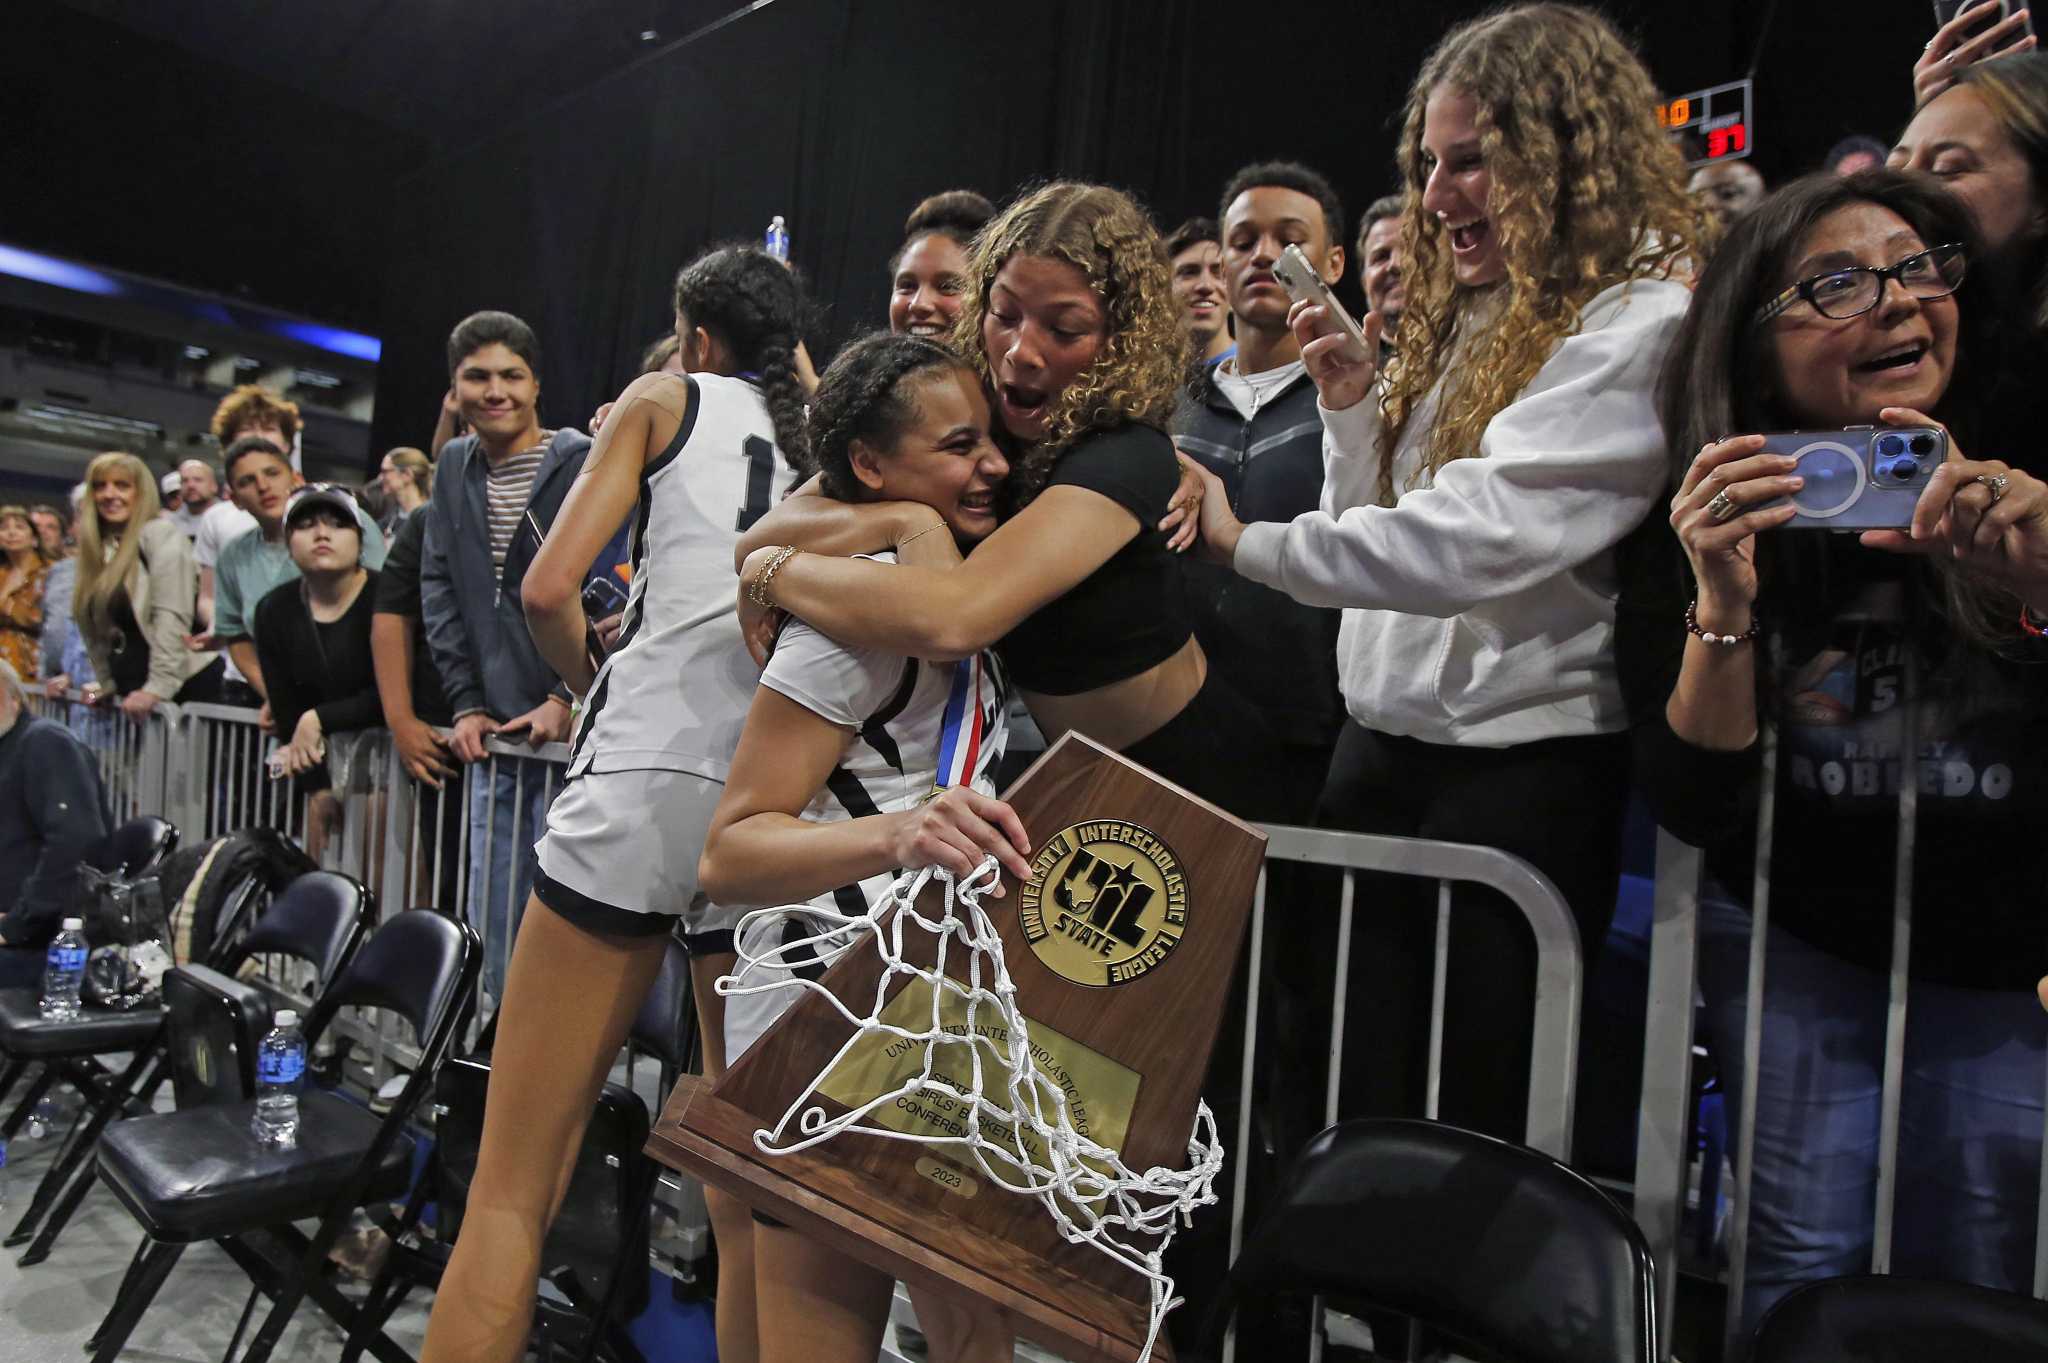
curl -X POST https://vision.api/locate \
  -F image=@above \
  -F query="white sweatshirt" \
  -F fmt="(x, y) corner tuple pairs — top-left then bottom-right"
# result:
(1231, 276), (1689, 747)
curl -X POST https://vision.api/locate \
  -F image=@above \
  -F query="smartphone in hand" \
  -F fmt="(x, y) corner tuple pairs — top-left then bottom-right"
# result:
(581, 576), (630, 664)
(1763, 427), (1946, 532)
(1274, 244), (1374, 356)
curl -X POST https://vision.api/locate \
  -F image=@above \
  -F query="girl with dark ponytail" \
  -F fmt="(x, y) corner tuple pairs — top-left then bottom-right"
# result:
(421, 243), (816, 1363)
(701, 331), (1025, 1362)
(672, 245), (814, 470)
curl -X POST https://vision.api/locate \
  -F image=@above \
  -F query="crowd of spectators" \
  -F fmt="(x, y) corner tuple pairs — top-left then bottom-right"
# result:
(10, 3), (2048, 1353)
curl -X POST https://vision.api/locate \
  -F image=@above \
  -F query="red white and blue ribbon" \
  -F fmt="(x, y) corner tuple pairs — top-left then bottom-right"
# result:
(934, 655), (986, 789)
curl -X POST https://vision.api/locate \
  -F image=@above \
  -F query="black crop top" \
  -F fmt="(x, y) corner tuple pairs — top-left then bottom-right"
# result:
(998, 424), (1192, 695)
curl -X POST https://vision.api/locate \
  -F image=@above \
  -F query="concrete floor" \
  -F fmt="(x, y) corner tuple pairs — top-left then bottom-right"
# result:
(0, 1117), (429, 1363)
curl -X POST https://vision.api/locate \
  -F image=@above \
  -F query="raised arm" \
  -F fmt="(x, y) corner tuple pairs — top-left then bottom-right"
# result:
(744, 485), (1139, 661)
(733, 473), (943, 573)
(1224, 284), (1684, 616)
(521, 374), (672, 697)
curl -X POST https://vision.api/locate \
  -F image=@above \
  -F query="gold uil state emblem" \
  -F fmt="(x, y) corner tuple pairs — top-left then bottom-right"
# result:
(1018, 820), (1188, 987)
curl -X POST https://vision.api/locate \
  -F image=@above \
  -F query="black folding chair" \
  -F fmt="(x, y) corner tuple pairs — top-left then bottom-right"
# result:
(1223, 1118), (1658, 1363)
(98, 814), (180, 883)
(5, 868), (361, 1264)
(16, 869), (371, 1272)
(0, 815), (181, 1120)
(85, 908), (476, 1363)
(1750, 1275), (2048, 1363)
(342, 931), (694, 1363)
(341, 1057), (651, 1363)
(0, 816), (190, 1252)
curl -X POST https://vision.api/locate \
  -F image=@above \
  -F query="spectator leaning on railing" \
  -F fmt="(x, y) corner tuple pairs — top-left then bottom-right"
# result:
(1620, 169), (2048, 1329)
(0, 659), (112, 989)
(48, 452), (222, 716)
(420, 309), (625, 995)
(209, 435), (385, 723)
(254, 485), (386, 862)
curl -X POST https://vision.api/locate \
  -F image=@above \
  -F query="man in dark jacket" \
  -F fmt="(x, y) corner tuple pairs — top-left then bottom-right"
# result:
(1173, 161), (1349, 817)
(421, 310), (624, 994)
(0, 660), (111, 987)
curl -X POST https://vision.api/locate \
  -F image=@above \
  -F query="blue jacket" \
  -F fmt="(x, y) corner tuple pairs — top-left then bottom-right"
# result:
(0, 713), (112, 945)
(419, 429), (628, 722)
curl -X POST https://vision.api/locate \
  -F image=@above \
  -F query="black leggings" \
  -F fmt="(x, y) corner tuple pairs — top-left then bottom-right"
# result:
(1121, 670), (1300, 824)
(1311, 721), (1631, 1143)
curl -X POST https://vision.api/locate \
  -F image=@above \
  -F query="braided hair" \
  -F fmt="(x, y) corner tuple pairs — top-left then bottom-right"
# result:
(808, 333), (971, 501)
(672, 245), (813, 472)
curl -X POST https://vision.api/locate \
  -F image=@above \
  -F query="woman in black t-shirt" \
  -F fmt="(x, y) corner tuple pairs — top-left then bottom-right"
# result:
(736, 182), (1278, 817)
(1619, 171), (2048, 1328)
(254, 487), (382, 861)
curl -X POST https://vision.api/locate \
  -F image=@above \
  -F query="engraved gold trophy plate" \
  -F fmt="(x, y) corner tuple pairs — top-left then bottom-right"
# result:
(646, 734), (1266, 1363)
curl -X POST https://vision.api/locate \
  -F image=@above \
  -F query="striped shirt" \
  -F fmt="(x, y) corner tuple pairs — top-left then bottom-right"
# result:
(483, 439), (549, 572)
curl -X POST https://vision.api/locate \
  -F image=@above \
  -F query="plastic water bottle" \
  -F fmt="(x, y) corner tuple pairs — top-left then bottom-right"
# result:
(764, 215), (790, 262)
(253, 1010), (306, 1149)
(39, 918), (88, 1021)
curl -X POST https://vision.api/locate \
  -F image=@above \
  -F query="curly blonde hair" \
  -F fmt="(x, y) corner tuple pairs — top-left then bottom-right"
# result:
(1377, 3), (1716, 505)
(950, 182), (1188, 505)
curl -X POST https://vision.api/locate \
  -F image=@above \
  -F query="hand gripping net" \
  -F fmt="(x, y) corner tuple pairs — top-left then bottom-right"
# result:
(718, 856), (1224, 1361)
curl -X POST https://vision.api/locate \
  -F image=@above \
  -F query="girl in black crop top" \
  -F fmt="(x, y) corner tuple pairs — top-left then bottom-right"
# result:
(737, 182), (1283, 818)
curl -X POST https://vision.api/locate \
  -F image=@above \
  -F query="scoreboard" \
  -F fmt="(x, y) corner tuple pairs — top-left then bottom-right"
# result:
(1657, 78), (1753, 166)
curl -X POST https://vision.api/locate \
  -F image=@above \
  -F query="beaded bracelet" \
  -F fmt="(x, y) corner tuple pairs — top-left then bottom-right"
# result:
(1685, 598), (1759, 646)
(746, 545), (800, 609)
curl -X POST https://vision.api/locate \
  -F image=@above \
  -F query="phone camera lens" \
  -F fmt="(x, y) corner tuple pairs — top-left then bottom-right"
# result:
(1910, 433), (1935, 457)
(1876, 434), (1905, 458)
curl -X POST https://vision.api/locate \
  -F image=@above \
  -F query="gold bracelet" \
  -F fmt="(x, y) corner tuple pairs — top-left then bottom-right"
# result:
(897, 521), (948, 549)
(747, 545), (800, 608)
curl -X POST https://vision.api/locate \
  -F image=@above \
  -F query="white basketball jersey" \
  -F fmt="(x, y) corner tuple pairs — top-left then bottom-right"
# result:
(568, 372), (799, 780)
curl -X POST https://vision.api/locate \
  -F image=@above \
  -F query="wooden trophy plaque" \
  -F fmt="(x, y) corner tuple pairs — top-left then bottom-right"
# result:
(646, 733), (1266, 1363)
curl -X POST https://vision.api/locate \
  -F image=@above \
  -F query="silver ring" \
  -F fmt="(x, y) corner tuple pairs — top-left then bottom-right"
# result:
(1976, 472), (2010, 503)
(1708, 490), (1739, 523)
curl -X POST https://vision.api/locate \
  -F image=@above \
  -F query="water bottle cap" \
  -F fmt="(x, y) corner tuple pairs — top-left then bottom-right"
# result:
(275, 1010), (299, 1028)
(61, 918), (83, 931)
(771, 215), (786, 227)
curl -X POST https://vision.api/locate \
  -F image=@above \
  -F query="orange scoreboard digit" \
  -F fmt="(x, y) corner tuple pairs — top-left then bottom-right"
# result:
(1657, 78), (1753, 167)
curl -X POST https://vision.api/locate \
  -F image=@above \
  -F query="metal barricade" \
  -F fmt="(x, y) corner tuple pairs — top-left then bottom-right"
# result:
(1633, 716), (2048, 1361)
(1220, 822), (1584, 1363)
(27, 691), (179, 826)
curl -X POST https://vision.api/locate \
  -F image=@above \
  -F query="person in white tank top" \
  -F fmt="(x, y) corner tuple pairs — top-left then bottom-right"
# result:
(421, 246), (815, 1363)
(699, 332), (1031, 1363)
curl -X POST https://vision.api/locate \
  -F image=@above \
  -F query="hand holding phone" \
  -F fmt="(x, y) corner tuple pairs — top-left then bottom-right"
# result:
(1274, 244), (1374, 356)
(581, 576), (630, 665)
(1922, 2), (2036, 105)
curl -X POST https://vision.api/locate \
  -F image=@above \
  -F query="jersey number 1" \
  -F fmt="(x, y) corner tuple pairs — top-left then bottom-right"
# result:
(735, 435), (775, 532)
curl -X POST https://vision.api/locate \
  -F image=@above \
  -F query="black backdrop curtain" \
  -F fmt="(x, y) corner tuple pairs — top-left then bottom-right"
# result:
(370, 0), (1911, 455)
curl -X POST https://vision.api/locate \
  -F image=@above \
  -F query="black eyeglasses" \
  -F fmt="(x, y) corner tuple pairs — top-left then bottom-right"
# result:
(1754, 243), (1966, 327)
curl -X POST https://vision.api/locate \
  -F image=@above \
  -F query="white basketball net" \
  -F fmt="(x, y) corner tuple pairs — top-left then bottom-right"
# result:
(718, 856), (1224, 1361)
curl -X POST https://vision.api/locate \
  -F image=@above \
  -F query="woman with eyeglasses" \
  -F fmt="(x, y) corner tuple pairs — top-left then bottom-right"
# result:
(1619, 168), (2048, 1329)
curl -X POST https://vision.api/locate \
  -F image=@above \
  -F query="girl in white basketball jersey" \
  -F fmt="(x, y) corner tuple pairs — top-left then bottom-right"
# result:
(422, 246), (815, 1363)
(700, 333), (1030, 1363)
